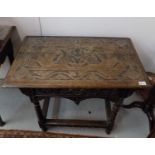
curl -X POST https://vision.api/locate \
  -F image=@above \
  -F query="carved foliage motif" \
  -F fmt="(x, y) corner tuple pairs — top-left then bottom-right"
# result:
(8, 37), (146, 83)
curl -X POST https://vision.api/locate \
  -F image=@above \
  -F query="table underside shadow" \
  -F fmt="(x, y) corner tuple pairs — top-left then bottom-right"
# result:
(20, 88), (133, 134)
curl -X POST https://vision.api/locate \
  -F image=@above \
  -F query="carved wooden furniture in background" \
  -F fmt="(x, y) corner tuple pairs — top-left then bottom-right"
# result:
(4, 36), (150, 134)
(148, 125), (155, 138)
(0, 25), (21, 126)
(123, 72), (155, 134)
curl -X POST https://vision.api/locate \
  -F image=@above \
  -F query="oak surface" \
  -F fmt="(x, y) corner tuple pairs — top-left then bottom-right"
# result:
(5, 36), (150, 88)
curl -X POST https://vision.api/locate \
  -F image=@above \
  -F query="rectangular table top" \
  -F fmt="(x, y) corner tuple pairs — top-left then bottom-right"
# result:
(4, 36), (150, 89)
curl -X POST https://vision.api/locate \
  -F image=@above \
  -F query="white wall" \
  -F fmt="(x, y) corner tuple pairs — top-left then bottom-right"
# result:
(0, 17), (155, 73)
(0, 17), (41, 39)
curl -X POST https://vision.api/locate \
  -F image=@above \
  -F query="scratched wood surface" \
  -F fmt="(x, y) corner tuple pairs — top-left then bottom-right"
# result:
(5, 36), (150, 88)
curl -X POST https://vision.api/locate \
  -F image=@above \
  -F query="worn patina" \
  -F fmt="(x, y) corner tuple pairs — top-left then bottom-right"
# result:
(5, 36), (150, 88)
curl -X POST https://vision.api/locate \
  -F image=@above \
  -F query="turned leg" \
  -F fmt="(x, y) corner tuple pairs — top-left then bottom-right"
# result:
(0, 115), (5, 126)
(105, 99), (112, 134)
(106, 98), (123, 134)
(30, 95), (47, 131)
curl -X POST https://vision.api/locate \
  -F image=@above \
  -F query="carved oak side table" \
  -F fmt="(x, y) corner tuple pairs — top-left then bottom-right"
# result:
(4, 36), (150, 134)
(0, 25), (21, 126)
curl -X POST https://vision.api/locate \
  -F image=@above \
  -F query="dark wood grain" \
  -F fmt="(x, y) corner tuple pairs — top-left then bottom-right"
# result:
(42, 98), (50, 118)
(45, 119), (108, 128)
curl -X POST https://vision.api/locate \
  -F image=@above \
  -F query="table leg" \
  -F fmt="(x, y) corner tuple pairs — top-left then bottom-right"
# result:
(30, 96), (123, 134)
(105, 99), (112, 134)
(0, 115), (5, 126)
(106, 98), (123, 134)
(23, 88), (132, 134)
(30, 96), (47, 131)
